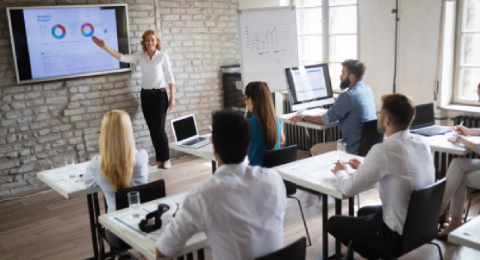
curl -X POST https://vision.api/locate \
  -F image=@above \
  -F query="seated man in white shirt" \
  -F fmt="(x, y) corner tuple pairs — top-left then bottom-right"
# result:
(156, 110), (287, 260)
(329, 93), (435, 259)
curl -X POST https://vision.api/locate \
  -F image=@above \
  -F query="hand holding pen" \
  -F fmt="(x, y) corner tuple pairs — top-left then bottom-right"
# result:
(454, 121), (468, 136)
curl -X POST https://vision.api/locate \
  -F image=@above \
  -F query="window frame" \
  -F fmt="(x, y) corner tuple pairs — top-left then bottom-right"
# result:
(453, 0), (480, 105)
(294, 0), (358, 91)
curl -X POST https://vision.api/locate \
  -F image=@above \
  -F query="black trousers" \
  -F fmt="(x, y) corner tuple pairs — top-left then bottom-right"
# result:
(141, 89), (170, 162)
(326, 206), (403, 260)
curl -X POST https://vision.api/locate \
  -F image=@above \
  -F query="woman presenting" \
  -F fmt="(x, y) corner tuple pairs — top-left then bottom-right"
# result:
(92, 30), (174, 169)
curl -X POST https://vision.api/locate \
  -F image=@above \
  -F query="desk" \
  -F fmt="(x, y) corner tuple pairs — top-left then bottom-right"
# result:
(448, 215), (480, 250)
(274, 151), (365, 260)
(418, 133), (480, 178)
(99, 193), (208, 260)
(37, 162), (162, 260)
(169, 138), (216, 173)
(278, 108), (342, 151)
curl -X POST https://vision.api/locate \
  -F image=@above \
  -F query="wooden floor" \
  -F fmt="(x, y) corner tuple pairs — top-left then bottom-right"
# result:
(1, 152), (480, 260)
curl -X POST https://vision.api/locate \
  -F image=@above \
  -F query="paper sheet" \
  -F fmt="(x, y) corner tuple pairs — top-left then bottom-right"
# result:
(41, 163), (88, 182)
(109, 196), (185, 240)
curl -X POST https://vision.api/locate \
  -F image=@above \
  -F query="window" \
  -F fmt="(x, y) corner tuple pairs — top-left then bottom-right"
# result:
(294, 0), (358, 90)
(454, 0), (480, 104)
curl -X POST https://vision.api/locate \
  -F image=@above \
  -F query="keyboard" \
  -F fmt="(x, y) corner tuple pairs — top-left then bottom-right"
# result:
(180, 137), (210, 148)
(410, 125), (453, 136)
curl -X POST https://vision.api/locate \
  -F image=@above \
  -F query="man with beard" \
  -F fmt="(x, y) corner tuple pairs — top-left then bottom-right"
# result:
(327, 93), (435, 259)
(290, 59), (376, 155)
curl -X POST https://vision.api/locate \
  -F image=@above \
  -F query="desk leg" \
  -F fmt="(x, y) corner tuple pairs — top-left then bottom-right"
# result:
(349, 197), (354, 216)
(93, 193), (105, 260)
(197, 249), (205, 260)
(86, 194), (99, 260)
(211, 161), (217, 174)
(335, 199), (342, 260)
(321, 194), (330, 260)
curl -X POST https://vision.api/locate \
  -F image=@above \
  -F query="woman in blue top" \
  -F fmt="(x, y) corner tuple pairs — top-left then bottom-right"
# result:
(244, 81), (285, 166)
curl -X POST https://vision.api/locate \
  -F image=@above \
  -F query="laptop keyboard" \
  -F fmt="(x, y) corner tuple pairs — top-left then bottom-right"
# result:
(411, 126), (453, 136)
(182, 137), (206, 146)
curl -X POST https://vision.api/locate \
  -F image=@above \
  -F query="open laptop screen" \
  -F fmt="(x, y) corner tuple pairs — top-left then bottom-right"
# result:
(172, 116), (197, 142)
(410, 103), (435, 130)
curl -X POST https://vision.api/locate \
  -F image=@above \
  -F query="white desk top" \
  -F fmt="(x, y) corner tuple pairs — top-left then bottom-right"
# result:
(277, 109), (335, 131)
(37, 162), (163, 200)
(418, 132), (480, 156)
(169, 140), (216, 162)
(449, 215), (480, 250)
(274, 151), (364, 199)
(99, 193), (208, 260)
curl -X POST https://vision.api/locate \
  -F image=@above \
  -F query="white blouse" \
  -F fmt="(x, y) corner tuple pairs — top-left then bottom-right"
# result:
(84, 149), (149, 213)
(120, 50), (175, 90)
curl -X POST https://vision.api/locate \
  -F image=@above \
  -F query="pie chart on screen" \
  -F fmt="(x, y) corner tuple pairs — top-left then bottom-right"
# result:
(51, 24), (66, 39)
(81, 23), (94, 37)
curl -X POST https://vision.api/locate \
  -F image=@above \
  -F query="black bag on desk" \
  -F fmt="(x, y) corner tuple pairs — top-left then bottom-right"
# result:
(138, 204), (169, 233)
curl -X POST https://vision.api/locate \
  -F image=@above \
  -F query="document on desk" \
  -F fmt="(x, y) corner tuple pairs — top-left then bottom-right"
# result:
(277, 163), (319, 177)
(41, 163), (88, 182)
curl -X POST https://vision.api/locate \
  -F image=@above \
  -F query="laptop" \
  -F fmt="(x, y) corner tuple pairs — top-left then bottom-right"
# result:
(409, 103), (452, 136)
(171, 114), (210, 148)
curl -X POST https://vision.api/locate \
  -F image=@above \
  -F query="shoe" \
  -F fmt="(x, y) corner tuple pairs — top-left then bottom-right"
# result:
(437, 231), (448, 240)
(159, 161), (171, 169)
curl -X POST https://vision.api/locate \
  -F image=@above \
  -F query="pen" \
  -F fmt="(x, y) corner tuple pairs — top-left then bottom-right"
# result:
(333, 162), (350, 164)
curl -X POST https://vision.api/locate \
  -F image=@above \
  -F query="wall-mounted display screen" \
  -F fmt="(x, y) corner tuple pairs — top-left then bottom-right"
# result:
(7, 4), (131, 85)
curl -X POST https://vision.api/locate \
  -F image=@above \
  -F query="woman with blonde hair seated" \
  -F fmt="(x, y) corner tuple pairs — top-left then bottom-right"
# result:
(244, 81), (285, 166)
(84, 110), (148, 213)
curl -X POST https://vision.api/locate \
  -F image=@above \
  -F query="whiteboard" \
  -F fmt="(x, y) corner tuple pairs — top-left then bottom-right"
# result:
(238, 6), (299, 93)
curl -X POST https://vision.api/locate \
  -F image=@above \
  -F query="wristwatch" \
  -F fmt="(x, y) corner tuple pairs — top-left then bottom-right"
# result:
(302, 115), (306, 122)
(454, 135), (462, 143)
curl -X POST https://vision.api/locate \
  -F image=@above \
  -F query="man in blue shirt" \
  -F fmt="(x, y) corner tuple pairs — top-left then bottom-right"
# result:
(290, 60), (376, 155)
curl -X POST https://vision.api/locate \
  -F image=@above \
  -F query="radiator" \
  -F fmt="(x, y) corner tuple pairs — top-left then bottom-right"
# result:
(283, 99), (342, 151)
(434, 116), (480, 179)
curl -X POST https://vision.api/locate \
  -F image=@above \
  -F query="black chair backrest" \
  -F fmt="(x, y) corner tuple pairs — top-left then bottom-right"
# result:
(115, 179), (166, 211)
(359, 119), (384, 157)
(263, 145), (298, 196)
(402, 179), (446, 253)
(255, 237), (306, 260)
(262, 145), (298, 168)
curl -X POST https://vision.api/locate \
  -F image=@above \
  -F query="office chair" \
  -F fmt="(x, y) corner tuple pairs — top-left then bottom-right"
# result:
(358, 119), (384, 157)
(263, 145), (312, 246)
(344, 179), (446, 260)
(255, 237), (306, 260)
(99, 179), (167, 260)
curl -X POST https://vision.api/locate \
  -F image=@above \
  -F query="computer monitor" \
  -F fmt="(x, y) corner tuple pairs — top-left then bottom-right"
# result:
(410, 103), (435, 130)
(285, 64), (334, 112)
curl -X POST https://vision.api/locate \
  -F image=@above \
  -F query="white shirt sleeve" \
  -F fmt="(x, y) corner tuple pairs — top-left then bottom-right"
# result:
(131, 150), (149, 186)
(336, 145), (388, 197)
(162, 53), (175, 85)
(119, 52), (141, 63)
(156, 190), (206, 257)
(83, 156), (100, 188)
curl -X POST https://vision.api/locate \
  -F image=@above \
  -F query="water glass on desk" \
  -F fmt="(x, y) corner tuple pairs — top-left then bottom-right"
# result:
(337, 141), (347, 162)
(64, 157), (76, 179)
(128, 191), (141, 218)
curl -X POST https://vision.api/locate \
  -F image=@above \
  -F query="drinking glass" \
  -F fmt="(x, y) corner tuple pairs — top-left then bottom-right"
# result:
(65, 157), (76, 178)
(337, 141), (347, 163)
(128, 191), (141, 218)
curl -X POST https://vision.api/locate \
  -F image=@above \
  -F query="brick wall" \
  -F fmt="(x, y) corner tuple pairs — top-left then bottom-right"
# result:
(0, 0), (240, 196)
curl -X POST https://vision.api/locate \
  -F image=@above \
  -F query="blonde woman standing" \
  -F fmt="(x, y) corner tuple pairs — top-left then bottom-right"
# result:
(84, 110), (148, 213)
(92, 30), (174, 169)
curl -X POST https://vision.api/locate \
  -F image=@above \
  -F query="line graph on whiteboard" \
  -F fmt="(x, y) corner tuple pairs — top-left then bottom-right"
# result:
(245, 23), (292, 54)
